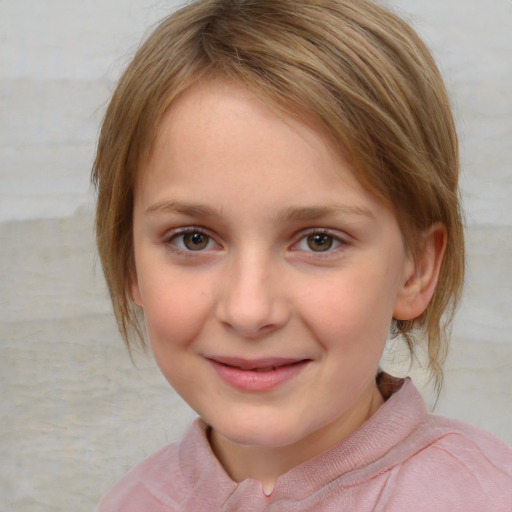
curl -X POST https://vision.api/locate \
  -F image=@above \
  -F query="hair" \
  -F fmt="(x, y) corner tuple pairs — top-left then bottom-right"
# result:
(92, 0), (464, 393)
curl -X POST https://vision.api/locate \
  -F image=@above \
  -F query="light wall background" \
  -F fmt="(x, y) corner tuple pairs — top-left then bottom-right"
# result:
(1, 1), (511, 510)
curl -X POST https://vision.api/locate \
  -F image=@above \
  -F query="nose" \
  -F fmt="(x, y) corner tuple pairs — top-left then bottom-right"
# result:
(215, 251), (290, 338)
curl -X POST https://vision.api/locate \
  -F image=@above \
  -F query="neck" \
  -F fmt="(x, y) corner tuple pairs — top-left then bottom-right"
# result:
(208, 380), (384, 494)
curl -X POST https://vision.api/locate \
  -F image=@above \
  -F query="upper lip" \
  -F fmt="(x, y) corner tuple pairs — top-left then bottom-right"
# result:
(206, 356), (309, 370)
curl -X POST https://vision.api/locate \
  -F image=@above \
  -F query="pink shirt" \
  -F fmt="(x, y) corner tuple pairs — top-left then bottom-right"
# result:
(97, 375), (512, 511)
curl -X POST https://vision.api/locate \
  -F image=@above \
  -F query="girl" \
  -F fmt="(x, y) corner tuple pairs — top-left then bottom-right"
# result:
(93, 0), (511, 510)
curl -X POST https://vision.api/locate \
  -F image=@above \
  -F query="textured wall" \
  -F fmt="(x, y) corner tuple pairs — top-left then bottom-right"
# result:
(1, 1), (510, 510)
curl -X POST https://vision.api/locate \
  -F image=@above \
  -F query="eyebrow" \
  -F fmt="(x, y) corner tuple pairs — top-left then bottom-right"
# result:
(277, 205), (375, 222)
(145, 201), (223, 219)
(145, 201), (374, 222)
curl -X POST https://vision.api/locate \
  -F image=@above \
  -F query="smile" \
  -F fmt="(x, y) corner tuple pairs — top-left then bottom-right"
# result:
(206, 356), (310, 392)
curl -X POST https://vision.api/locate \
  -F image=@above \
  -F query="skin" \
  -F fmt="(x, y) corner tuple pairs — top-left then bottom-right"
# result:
(131, 79), (445, 494)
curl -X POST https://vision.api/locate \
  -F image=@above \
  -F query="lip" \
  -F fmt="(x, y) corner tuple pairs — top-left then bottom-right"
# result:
(206, 356), (310, 392)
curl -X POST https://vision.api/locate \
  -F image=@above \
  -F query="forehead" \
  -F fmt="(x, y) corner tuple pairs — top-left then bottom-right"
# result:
(146, 80), (350, 185)
(135, 79), (402, 237)
(142, 81), (353, 191)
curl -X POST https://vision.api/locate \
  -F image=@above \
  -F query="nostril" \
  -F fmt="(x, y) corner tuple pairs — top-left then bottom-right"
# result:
(216, 301), (284, 338)
(215, 267), (291, 337)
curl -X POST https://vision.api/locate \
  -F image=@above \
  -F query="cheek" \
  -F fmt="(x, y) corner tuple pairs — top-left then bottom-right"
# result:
(139, 275), (213, 351)
(298, 270), (397, 348)
(140, 279), (214, 394)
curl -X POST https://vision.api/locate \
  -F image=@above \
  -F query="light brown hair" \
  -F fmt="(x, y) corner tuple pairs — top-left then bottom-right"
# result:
(92, 0), (464, 392)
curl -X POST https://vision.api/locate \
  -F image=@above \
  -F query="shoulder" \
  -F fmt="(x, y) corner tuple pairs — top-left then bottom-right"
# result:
(95, 441), (186, 512)
(95, 419), (214, 512)
(428, 413), (511, 456)
(417, 413), (512, 477)
(95, 419), (238, 512)
(387, 413), (512, 511)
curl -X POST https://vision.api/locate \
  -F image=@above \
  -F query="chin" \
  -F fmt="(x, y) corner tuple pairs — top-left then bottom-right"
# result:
(211, 413), (309, 449)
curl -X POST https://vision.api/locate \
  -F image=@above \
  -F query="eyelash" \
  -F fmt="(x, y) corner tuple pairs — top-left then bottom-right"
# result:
(292, 228), (349, 255)
(162, 227), (350, 256)
(163, 227), (219, 255)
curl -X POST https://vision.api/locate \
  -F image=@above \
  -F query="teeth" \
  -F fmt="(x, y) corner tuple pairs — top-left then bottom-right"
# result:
(254, 366), (275, 372)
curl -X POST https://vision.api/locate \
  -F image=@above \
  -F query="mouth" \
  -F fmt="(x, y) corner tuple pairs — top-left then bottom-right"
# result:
(207, 356), (309, 370)
(205, 356), (311, 391)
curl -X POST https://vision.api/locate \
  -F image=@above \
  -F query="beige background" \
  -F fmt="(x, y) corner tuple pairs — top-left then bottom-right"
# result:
(1, 1), (511, 510)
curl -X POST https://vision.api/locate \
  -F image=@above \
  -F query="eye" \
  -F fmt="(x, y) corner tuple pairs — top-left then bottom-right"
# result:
(294, 231), (345, 253)
(168, 230), (218, 252)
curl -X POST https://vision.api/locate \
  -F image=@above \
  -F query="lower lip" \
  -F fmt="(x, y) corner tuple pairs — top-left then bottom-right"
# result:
(208, 360), (310, 392)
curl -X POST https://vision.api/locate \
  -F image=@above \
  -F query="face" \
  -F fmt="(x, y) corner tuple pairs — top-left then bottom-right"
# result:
(132, 80), (414, 457)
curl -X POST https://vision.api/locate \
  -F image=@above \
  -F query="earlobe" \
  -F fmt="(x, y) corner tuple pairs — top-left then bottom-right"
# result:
(131, 278), (143, 307)
(393, 224), (447, 321)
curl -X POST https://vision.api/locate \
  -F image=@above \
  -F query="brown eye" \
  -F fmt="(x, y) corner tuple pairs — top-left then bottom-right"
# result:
(167, 228), (219, 253)
(306, 233), (334, 252)
(182, 232), (210, 251)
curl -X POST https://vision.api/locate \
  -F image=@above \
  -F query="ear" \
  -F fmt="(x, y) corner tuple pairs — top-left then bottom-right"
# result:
(393, 223), (447, 321)
(130, 272), (143, 307)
